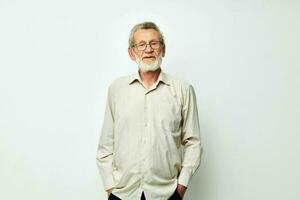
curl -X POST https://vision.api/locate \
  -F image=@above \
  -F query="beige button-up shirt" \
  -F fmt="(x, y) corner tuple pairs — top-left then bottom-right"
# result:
(97, 70), (201, 199)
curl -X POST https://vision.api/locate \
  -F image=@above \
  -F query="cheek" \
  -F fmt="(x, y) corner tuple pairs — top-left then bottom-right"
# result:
(133, 50), (142, 57)
(156, 50), (163, 57)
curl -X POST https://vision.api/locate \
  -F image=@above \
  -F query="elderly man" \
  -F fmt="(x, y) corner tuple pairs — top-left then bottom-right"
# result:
(97, 22), (201, 200)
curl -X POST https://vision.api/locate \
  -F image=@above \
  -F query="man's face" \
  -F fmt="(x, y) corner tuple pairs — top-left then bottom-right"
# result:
(128, 28), (165, 71)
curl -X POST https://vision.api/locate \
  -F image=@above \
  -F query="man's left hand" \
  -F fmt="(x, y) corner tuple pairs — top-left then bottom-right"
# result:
(177, 184), (187, 199)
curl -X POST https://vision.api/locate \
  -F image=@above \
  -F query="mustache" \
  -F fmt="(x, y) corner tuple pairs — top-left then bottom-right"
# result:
(142, 56), (156, 59)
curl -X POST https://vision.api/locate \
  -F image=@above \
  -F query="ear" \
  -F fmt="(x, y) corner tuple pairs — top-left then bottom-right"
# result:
(128, 48), (136, 61)
(162, 45), (166, 57)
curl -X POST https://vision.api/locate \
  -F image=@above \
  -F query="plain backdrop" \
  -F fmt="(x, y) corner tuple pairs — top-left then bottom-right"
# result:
(1, 0), (299, 200)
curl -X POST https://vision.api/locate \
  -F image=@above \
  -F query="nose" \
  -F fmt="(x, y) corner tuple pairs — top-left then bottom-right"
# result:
(144, 44), (154, 52)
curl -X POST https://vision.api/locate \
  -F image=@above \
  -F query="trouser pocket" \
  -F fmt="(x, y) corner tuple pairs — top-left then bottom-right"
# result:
(108, 193), (121, 200)
(168, 189), (182, 200)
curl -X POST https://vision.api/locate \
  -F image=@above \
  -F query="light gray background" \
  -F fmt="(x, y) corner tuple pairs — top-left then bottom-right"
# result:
(1, 0), (299, 200)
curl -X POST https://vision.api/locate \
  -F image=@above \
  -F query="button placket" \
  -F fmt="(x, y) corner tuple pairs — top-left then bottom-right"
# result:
(141, 93), (148, 175)
(144, 93), (148, 127)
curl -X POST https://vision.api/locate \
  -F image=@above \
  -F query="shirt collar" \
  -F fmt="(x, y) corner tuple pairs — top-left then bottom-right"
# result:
(128, 69), (171, 86)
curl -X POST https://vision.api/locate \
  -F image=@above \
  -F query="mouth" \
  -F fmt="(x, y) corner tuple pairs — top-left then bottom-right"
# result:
(142, 56), (156, 60)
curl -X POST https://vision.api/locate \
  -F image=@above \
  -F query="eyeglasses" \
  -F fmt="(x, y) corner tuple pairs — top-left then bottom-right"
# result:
(133, 41), (162, 51)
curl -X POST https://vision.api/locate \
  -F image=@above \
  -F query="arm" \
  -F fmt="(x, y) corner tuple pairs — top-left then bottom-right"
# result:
(96, 86), (115, 192)
(178, 85), (201, 195)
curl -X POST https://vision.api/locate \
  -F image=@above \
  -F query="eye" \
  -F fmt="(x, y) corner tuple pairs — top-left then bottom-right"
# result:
(150, 41), (159, 45)
(137, 43), (146, 48)
(150, 41), (160, 48)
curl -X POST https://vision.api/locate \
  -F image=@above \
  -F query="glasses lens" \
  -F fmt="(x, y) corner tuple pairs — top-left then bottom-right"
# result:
(150, 41), (160, 49)
(135, 43), (145, 51)
(135, 41), (161, 50)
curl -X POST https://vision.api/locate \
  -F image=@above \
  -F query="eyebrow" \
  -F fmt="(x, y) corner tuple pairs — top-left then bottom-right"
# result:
(136, 40), (160, 44)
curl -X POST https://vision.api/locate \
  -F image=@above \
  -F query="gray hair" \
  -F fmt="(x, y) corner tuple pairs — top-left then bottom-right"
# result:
(128, 21), (165, 48)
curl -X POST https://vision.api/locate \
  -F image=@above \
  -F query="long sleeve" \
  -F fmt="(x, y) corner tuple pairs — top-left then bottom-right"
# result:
(96, 86), (115, 190)
(178, 85), (201, 187)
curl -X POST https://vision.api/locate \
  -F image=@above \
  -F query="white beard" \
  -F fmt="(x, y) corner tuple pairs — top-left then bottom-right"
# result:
(135, 55), (162, 72)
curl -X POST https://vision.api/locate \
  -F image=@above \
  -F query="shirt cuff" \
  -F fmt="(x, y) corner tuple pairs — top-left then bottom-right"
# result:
(178, 167), (193, 187)
(103, 176), (114, 191)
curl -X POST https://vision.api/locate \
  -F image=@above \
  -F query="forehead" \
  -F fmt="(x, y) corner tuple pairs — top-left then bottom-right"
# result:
(133, 28), (160, 43)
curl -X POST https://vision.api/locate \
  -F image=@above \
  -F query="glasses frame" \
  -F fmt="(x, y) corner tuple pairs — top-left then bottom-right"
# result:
(133, 40), (163, 51)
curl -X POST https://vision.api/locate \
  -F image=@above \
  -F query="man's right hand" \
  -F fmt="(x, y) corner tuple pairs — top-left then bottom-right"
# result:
(106, 188), (113, 197)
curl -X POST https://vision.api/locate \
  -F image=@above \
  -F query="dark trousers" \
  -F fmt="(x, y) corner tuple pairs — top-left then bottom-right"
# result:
(108, 190), (182, 200)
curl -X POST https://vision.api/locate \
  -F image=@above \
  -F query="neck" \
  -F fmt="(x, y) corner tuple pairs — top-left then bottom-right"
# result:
(139, 68), (161, 88)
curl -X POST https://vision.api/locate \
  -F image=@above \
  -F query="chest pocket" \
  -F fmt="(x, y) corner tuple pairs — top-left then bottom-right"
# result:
(157, 94), (182, 133)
